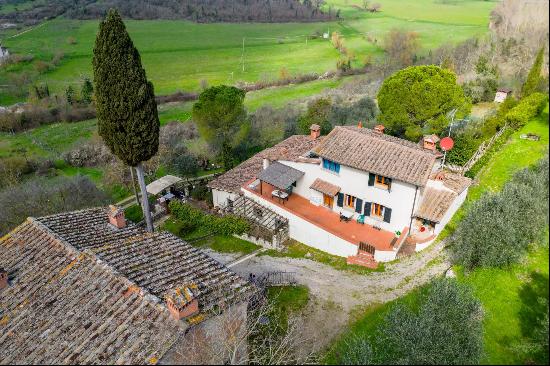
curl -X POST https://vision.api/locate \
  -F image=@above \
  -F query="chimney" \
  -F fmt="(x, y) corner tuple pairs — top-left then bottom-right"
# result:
(165, 286), (200, 321)
(108, 205), (126, 229)
(0, 268), (8, 290)
(374, 124), (385, 134)
(262, 158), (270, 170)
(422, 135), (439, 152)
(309, 124), (321, 140)
(357, 121), (363, 128)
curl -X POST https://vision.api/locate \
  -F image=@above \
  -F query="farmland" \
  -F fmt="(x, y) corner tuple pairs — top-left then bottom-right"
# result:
(0, 0), (497, 104)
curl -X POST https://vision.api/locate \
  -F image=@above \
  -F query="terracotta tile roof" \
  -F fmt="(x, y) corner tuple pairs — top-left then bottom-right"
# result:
(34, 208), (254, 310)
(0, 208), (255, 365)
(431, 171), (472, 194)
(414, 187), (457, 223)
(0, 219), (181, 365)
(312, 126), (437, 187)
(208, 135), (324, 193)
(309, 178), (341, 196)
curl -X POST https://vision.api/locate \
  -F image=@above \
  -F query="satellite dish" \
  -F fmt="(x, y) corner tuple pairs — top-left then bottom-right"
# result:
(440, 137), (454, 151)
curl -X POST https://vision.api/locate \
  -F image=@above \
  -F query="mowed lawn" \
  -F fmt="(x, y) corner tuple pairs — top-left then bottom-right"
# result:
(1, 0), (496, 103)
(324, 106), (549, 365)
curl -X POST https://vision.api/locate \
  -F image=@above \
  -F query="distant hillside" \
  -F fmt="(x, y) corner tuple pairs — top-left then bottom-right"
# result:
(1, 0), (337, 25)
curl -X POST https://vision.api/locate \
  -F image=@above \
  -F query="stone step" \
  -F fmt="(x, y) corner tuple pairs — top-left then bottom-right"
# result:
(347, 255), (378, 269)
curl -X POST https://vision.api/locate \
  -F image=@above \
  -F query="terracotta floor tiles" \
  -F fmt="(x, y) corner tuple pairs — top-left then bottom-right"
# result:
(245, 187), (397, 251)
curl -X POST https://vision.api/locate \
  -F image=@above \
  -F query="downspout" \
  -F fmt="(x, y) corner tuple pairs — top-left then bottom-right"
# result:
(408, 186), (419, 237)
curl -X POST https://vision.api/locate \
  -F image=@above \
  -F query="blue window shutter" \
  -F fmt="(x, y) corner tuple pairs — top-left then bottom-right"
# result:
(383, 207), (392, 223)
(355, 198), (363, 213)
(387, 178), (392, 191)
(335, 163), (340, 173)
(323, 159), (329, 169)
(368, 173), (375, 186)
(364, 202), (371, 216)
(337, 193), (344, 207)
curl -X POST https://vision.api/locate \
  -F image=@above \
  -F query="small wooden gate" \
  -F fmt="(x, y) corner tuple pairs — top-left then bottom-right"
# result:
(358, 241), (376, 255)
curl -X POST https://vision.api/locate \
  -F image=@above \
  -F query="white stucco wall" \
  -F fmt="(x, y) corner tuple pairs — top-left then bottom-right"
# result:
(242, 188), (357, 257)
(434, 187), (468, 236)
(281, 160), (418, 234)
(212, 189), (237, 207)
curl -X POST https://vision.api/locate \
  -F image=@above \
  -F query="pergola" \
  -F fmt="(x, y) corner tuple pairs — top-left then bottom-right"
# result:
(146, 175), (183, 196)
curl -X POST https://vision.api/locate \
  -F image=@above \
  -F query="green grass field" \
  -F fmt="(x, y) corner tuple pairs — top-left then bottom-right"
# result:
(1, 0), (496, 104)
(323, 105), (549, 365)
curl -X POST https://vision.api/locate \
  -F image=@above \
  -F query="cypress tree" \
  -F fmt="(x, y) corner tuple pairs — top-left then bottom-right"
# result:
(92, 9), (159, 232)
(522, 46), (545, 97)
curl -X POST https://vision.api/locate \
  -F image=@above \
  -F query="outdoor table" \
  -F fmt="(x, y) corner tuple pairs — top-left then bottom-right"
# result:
(271, 189), (289, 204)
(339, 211), (354, 222)
(163, 192), (175, 200)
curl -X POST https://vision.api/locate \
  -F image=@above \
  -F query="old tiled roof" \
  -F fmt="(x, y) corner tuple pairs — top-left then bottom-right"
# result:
(414, 187), (457, 223)
(0, 208), (255, 365)
(257, 162), (304, 190)
(312, 126), (437, 186)
(0, 219), (182, 365)
(432, 171), (472, 194)
(208, 135), (324, 193)
(310, 178), (341, 196)
(34, 208), (254, 310)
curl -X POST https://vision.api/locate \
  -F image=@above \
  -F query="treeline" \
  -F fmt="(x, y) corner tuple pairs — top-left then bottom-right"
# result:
(2, 0), (336, 25)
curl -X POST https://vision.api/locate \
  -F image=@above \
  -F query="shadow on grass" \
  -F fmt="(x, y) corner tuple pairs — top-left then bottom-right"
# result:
(518, 271), (549, 364)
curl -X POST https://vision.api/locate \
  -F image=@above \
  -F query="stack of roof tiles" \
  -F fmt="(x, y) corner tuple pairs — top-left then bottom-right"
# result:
(0, 207), (254, 365)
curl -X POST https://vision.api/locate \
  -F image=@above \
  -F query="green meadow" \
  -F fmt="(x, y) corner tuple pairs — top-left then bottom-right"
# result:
(1, 0), (496, 104)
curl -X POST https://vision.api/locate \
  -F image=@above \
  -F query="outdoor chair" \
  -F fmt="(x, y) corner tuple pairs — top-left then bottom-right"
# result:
(356, 214), (365, 225)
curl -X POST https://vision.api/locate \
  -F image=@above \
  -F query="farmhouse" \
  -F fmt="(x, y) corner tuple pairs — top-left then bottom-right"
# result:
(209, 124), (471, 266)
(0, 206), (255, 365)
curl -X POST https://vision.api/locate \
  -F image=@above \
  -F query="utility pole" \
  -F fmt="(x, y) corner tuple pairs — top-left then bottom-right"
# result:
(441, 108), (457, 168)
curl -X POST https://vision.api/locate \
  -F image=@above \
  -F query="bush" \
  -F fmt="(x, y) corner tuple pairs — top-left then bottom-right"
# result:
(163, 218), (196, 237)
(0, 156), (34, 188)
(505, 92), (548, 129)
(444, 133), (481, 166)
(124, 204), (144, 223)
(169, 201), (249, 236)
(453, 155), (549, 269)
(338, 278), (483, 365)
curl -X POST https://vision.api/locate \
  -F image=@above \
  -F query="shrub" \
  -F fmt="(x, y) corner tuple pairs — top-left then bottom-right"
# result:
(0, 156), (33, 188)
(446, 134), (481, 166)
(505, 92), (548, 129)
(190, 184), (209, 200)
(453, 155), (549, 269)
(169, 201), (249, 236)
(124, 204), (144, 223)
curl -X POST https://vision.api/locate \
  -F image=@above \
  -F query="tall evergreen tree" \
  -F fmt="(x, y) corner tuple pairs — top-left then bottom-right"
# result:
(81, 77), (94, 105)
(92, 9), (159, 232)
(522, 46), (545, 97)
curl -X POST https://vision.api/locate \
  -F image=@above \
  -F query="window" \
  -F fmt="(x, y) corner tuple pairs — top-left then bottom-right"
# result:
(323, 159), (340, 173)
(375, 175), (390, 189)
(372, 203), (384, 218)
(344, 194), (356, 209)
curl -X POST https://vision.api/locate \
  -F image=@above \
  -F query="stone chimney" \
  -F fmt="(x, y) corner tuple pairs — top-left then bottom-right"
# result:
(0, 268), (8, 290)
(422, 134), (439, 152)
(310, 124), (321, 140)
(165, 286), (200, 321)
(374, 124), (385, 134)
(108, 205), (126, 229)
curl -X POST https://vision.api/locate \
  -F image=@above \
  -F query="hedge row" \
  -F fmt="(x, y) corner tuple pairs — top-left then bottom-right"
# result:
(169, 201), (249, 236)
(465, 93), (547, 177)
(504, 92), (548, 129)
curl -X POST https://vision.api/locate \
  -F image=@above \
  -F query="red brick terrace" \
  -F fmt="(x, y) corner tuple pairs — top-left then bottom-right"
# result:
(244, 181), (403, 252)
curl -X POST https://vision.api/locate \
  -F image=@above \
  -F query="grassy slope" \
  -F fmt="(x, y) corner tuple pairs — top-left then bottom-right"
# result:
(323, 105), (549, 364)
(1, 0), (495, 103)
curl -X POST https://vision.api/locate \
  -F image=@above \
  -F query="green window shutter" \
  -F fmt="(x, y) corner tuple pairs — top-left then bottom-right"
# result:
(355, 198), (363, 213)
(383, 207), (392, 223)
(368, 173), (375, 186)
(364, 202), (371, 216)
(337, 193), (344, 207)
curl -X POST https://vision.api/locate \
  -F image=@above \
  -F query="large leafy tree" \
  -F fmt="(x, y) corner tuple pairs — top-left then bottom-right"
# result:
(192, 85), (249, 170)
(377, 65), (469, 141)
(93, 9), (159, 232)
(521, 46), (545, 97)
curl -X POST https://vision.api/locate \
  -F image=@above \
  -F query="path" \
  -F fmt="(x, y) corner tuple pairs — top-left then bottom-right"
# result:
(227, 239), (450, 354)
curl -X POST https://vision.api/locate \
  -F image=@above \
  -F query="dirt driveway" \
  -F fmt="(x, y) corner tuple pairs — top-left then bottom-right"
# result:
(207, 240), (450, 354)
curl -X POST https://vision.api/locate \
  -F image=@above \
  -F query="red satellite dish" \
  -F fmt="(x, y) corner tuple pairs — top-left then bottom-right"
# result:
(440, 137), (454, 151)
